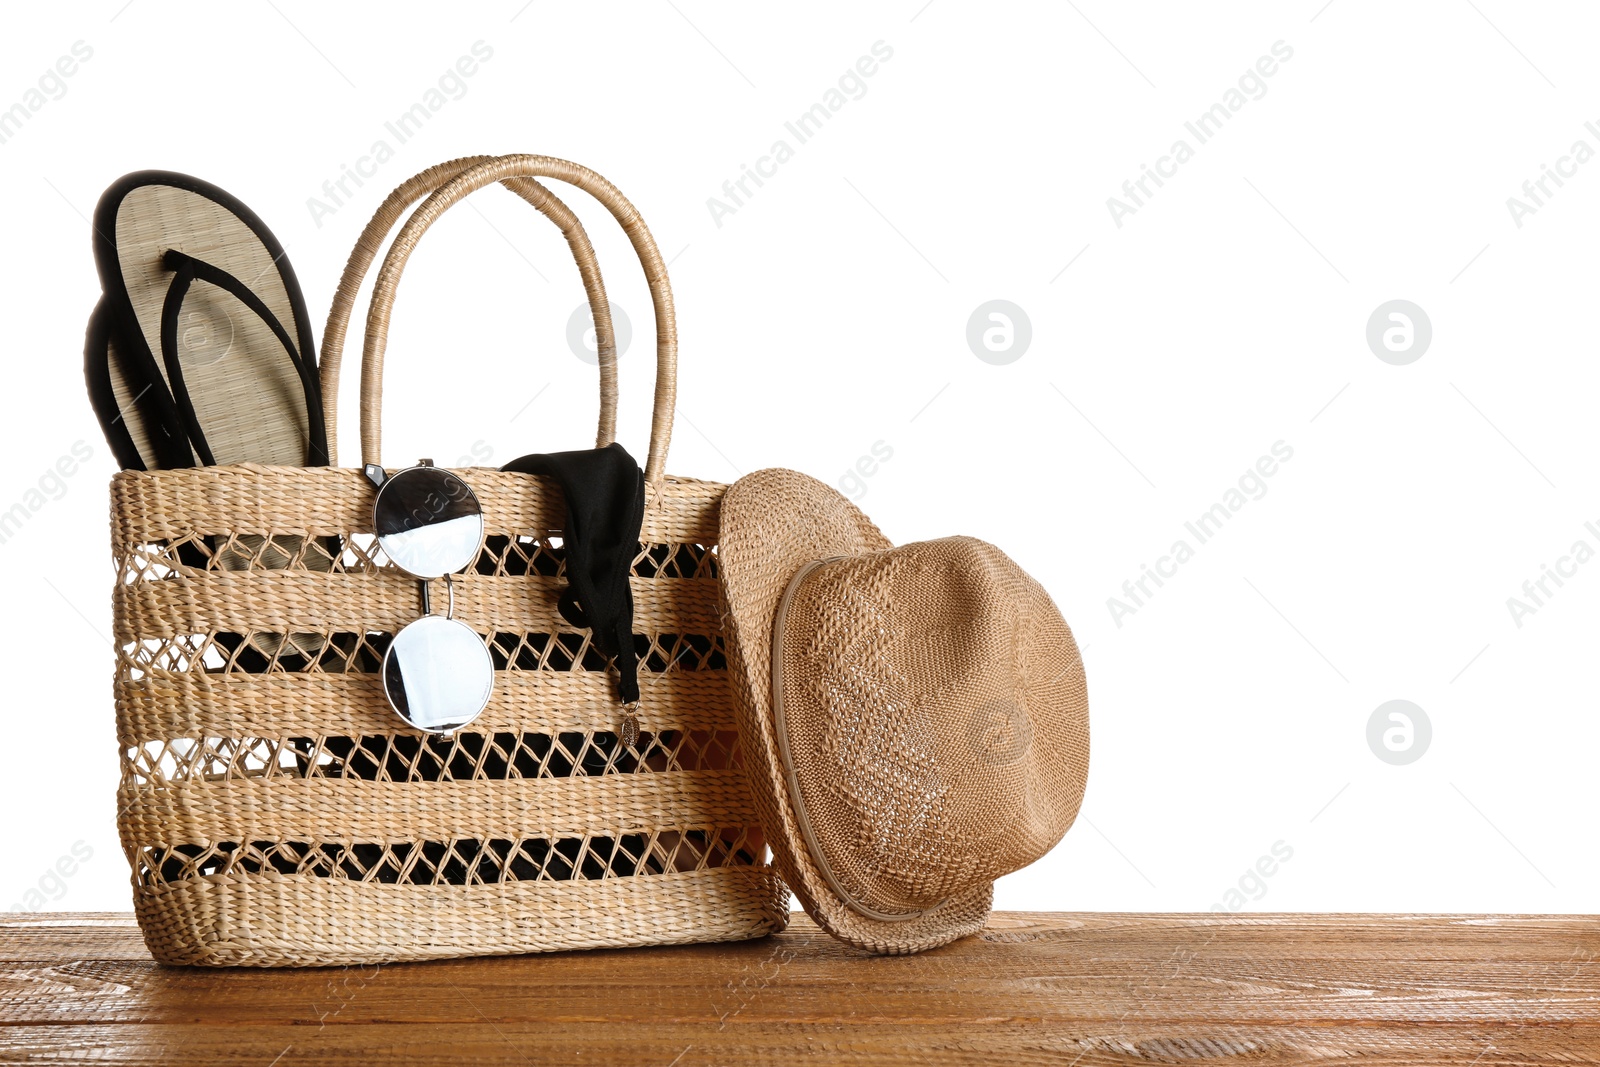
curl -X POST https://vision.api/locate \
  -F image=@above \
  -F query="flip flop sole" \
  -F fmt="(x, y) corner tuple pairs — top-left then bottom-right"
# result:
(94, 171), (322, 468)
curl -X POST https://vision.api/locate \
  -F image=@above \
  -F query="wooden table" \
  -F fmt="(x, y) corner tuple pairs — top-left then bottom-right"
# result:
(2, 912), (1596, 1064)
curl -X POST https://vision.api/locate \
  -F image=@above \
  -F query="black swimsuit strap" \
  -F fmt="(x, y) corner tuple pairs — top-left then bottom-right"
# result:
(158, 249), (327, 466)
(501, 444), (647, 708)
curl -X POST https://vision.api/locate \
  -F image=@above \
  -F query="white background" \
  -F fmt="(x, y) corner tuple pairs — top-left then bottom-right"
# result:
(2, 1), (1594, 916)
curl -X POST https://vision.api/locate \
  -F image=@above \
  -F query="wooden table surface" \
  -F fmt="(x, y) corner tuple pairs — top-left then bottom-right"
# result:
(2, 912), (1596, 1065)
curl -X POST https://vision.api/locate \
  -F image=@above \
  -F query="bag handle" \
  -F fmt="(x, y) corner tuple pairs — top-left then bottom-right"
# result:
(357, 155), (677, 485)
(318, 155), (623, 465)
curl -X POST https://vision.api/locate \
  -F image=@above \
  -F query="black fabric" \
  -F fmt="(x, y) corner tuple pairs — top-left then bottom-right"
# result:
(501, 443), (646, 704)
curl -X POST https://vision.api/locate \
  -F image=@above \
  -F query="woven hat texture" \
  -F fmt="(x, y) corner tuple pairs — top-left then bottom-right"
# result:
(718, 469), (1089, 954)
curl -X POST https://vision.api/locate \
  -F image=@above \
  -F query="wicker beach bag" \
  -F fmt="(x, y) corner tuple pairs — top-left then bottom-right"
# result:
(111, 155), (789, 966)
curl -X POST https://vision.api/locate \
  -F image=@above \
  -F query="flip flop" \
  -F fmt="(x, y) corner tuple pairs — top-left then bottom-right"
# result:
(91, 171), (331, 667)
(92, 170), (326, 470)
(84, 297), (182, 471)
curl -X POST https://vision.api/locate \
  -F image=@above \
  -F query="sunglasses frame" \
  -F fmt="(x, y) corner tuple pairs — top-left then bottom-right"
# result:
(365, 460), (495, 735)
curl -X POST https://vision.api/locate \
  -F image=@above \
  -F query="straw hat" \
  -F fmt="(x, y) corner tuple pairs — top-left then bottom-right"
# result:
(717, 469), (1090, 954)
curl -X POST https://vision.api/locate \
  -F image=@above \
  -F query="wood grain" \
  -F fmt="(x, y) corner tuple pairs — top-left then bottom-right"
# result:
(1, 912), (1596, 1065)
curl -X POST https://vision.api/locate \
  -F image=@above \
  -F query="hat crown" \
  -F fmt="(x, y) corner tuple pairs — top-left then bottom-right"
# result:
(775, 536), (1089, 917)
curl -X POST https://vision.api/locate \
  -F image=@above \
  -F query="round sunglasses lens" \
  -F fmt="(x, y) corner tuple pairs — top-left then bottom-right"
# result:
(382, 615), (494, 733)
(374, 467), (484, 579)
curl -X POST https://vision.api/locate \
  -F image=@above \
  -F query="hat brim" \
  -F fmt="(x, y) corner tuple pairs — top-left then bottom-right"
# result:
(718, 469), (993, 954)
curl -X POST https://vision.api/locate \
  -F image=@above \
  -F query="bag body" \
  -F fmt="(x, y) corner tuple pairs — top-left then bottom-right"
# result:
(110, 156), (788, 966)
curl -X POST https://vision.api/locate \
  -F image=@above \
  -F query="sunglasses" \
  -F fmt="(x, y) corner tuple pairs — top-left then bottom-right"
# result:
(364, 461), (494, 735)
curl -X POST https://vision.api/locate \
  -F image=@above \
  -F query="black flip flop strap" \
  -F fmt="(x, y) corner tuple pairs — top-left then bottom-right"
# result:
(158, 249), (323, 466)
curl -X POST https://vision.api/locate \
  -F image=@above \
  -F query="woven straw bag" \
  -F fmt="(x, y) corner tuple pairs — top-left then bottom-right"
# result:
(112, 155), (789, 966)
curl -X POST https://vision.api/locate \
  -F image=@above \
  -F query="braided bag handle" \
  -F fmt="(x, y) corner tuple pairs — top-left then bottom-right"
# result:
(356, 155), (677, 484)
(318, 155), (623, 465)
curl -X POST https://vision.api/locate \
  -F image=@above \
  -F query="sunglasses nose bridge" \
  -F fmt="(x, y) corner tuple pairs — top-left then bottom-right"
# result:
(412, 572), (459, 623)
